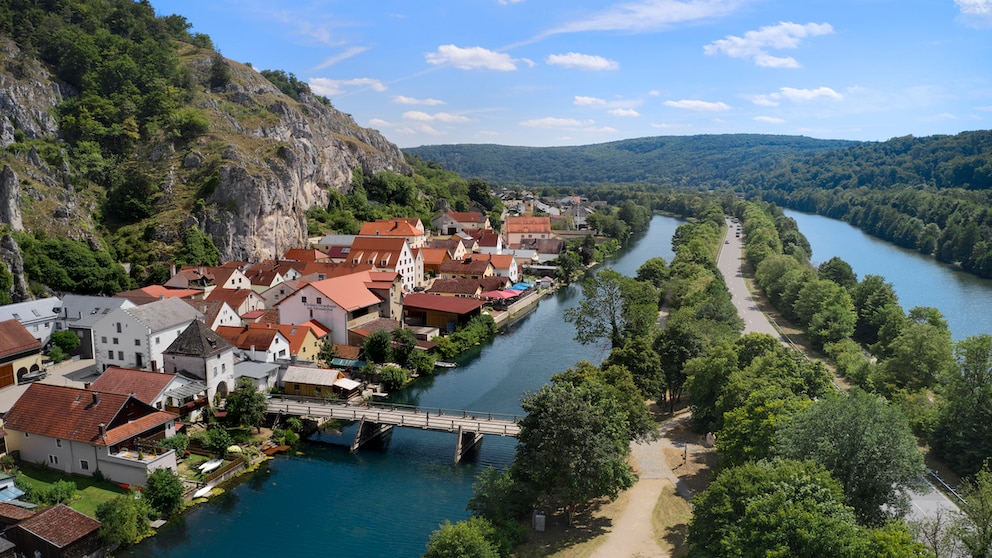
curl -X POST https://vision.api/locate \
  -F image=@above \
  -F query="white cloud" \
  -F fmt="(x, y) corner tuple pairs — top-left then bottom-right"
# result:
(498, 0), (525, 4)
(609, 108), (641, 117)
(368, 118), (391, 128)
(395, 124), (446, 136)
(310, 46), (369, 71)
(649, 90), (662, 96)
(426, 45), (519, 70)
(651, 122), (693, 129)
(664, 99), (731, 111)
(752, 86), (843, 105)
(402, 111), (473, 123)
(926, 112), (960, 121)
(754, 116), (785, 124)
(574, 96), (607, 106)
(520, 117), (594, 128)
(704, 21), (834, 68)
(541, 0), (741, 36)
(309, 77), (386, 96)
(394, 96), (445, 106)
(546, 52), (619, 70)
(956, 0), (992, 26)
(978, 105), (992, 112)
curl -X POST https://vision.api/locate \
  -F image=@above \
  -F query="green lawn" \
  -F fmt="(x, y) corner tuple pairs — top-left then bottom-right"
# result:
(15, 464), (129, 518)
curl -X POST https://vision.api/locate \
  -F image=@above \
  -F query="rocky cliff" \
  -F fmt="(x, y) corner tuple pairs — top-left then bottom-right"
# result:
(0, 37), (411, 265)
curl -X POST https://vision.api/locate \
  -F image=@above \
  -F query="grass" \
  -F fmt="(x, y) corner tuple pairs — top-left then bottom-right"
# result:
(653, 484), (692, 557)
(15, 464), (129, 518)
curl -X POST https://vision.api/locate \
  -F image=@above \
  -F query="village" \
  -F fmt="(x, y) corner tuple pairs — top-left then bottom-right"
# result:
(0, 196), (602, 556)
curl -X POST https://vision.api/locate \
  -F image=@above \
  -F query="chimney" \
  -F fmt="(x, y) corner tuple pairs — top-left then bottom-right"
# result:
(84, 382), (91, 389)
(98, 423), (106, 437)
(92, 392), (100, 405)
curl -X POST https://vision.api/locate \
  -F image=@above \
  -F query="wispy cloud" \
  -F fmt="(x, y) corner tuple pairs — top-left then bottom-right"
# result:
(539, 0), (741, 37)
(520, 117), (593, 128)
(394, 96), (446, 106)
(754, 115), (785, 123)
(402, 111), (474, 123)
(309, 77), (387, 96)
(426, 45), (520, 70)
(664, 99), (731, 111)
(498, 0), (526, 4)
(310, 46), (369, 71)
(546, 52), (619, 70)
(574, 96), (607, 106)
(752, 86), (843, 106)
(955, 0), (992, 27)
(704, 22), (834, 68)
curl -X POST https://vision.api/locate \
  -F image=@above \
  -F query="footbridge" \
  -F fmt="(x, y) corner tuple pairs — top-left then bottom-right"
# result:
(267, 396), (521, 464)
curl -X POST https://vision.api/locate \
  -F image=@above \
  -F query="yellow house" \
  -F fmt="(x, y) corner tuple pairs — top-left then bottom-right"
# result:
(0, 319), (44, 388)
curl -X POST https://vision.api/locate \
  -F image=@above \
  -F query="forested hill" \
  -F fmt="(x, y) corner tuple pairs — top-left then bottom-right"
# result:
(404, 134), (858, 188)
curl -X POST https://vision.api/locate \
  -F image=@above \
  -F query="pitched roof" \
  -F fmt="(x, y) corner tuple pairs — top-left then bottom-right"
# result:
(445, 211), (488, 224)
(418, 248), (450, 266)
(519, 238), (565, 254)
(0, 319), (41, 359)
(205, 288), (259, 309)
(504, 216), (552, 234)
(115, 285), (201, 306)
(297, 261), (373, 280)
(305, 272), (383, 311)
(401, 293), (485, 314)
(439, 258), (493, 275)
(359, 219), (425, 238)
(427, 278), (484, 295)
(470, 230), (502, 247)
(349, 318), (402, 338)
(282, 248), (330, 262)
(475, 253), (516, 271)
(214, 324), (284, 351)
(123, 297), (202, 331)
(59, 294), (134, 328)
(3, 384), (175, 446)
(164, 320), (234, 358)
(0, 501), (35, 521)
(282, 365), (343, 387)
(183, 299), (233, 327)
(348, 237), (409, 268)
(89, 367), (176, 405)
(277, 324), (315, 355)
(14, 504), (99, 548)
(0, 298), (61, 324)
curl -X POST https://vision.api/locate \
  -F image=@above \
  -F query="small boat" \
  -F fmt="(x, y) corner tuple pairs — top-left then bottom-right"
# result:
(193, 484), (214, 498)
(434, 361), (458, 368)
(198, 459), (223, 473)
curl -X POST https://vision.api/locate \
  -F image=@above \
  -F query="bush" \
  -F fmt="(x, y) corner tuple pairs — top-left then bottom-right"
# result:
(145, 468), (184, 517)
(379, 365), (409, 391)
(50, 330), (81, 353)
(160, 434), (189, 456)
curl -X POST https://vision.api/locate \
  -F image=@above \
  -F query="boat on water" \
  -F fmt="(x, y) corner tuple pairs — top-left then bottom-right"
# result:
(198, 459), (223, 473)
(192, 484), (214, 498)
(434, 361), (458, 368)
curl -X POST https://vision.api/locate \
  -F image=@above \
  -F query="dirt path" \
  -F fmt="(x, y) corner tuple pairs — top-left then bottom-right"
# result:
(589, 415), (698, 558)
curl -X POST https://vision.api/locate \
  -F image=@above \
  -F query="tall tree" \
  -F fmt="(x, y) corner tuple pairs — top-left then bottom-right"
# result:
(775, 389), (925, 525)
(224, 377), (267, 432)
(951, 465), (992, 558)
(564, 269), (657, 349)
(932, 334), (992, 476)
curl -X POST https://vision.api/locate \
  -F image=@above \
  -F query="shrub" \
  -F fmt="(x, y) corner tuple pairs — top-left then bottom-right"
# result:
(379, 365), (409, 391)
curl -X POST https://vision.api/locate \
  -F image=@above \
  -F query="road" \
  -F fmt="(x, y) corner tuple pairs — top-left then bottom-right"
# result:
(717, 216), (961, 524)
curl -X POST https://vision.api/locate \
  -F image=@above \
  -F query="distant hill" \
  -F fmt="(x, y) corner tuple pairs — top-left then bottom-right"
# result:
(404, 135), (859, 188)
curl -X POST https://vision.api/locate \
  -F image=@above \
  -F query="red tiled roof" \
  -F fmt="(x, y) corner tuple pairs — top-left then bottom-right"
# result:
(0, 502), (35, 521)
(505, 216), (552, 234)
(302, 320), (331, 339)
(359, 218), (425, 238)
(306, 272), (383, 311)
(446, 211), (487, 223)
(402, 293), (485, 314)
(215, 324), (282, 350)
(206, 288), (258, 308)
(439, 258), (493, 275)
(277, 324), (314, 355)
(89, 367), (174, 405)
(282, 248), (330, 262)
(427, 278), (483, 295)
(418, 248), (450, 266)
(0, 319), (41, 359)
(333, 344), (361, 360)
(116, 285), (201, 305)
(3, 384), (175, 446)
(14, 504), (99, 548)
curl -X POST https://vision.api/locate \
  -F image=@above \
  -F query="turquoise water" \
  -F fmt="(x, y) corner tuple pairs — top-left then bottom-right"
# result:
(786, 210), (992, 340)
(122, 215), (683, 558)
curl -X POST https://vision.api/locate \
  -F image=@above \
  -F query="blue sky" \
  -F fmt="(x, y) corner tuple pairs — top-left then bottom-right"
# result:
(151, 0), (992, 148)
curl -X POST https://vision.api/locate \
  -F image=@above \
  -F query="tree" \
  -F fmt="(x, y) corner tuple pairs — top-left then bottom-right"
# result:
(635, 256), (669, 289)
(687, 459), (867, 558)
(391, 328), (418, 365)
(208, 53), (230, 89)
(775, 390), (925, 525)
(423, 518), (500, 558)
(50, 330), (81, 354)
(932, 334), (992, 476)
(379, 365), (408, 391)
(876, 319), (954, 393)
(951, 465), (992, 558)
(654, 313), (708, 413)
(362, 329), (392, 364)
(564, 269), (658, 349)
(96, 493), (152, 546)
(684, 342), (739, 432)
(553, 361), (657, 442)
(173, 227), (220, 266)
(818, 256), (858, 290)
(224, 378), (267, 432)
(511, 381), (635, 522)
(0, 261), (12, 305)
(145, 468), (184, 517)
(604, 335), (665, 402)
(717, 385), (810, 467)
(317, 338), (336, 366)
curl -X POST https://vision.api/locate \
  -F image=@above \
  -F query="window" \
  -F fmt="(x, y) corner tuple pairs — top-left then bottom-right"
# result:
(116, 322), (121, 333)
(108, 350), (114, 360)
(49, 455), (59, 465)
(155, 336), (160, 344)
(279, 349), (287, 357)
(80, 460), (89, 471)
(118, 351), (124, 361)
(294, 384), (300, 392)
(101, 336), (107, 344)
(316, 297), (322, 305)
(301, 296), (308, 304)
(24, 432), (28, 438)
(56, 439), (62, 448)
(112, 337), (118, 345)
(134, 339), (140, 346)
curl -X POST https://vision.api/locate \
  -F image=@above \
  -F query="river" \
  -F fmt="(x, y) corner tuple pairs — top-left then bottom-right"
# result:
(786, 210), (992, 340)
(121, 215), (684, 558)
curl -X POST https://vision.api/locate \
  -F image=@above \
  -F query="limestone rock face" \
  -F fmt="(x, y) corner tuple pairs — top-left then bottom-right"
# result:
(0, 234), (30, 302)
(0, 165), (23, 231)
(0, 40), (62, 148)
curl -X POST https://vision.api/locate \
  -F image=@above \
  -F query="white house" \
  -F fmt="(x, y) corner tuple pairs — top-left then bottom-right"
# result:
(348, 236), (423, 292)
(0, 297), (62, 347)
(94, 297), (202, 372)
(2, 383), (178, 487)
(276, 270), (384, 346)
(163, 320), (236, 402)
(214, 324), (292, 364)
(58, 294), (136, 359)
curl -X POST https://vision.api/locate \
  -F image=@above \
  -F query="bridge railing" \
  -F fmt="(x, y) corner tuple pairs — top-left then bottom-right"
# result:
(268, 395), (521, 424)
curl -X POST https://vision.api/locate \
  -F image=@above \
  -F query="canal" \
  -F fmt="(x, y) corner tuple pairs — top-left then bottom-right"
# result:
(122, 215), (684, 558)
(786, 210), (992, 340)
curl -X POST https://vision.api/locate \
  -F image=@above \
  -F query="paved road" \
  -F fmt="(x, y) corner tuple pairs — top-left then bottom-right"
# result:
(717, 216), (961, 523)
